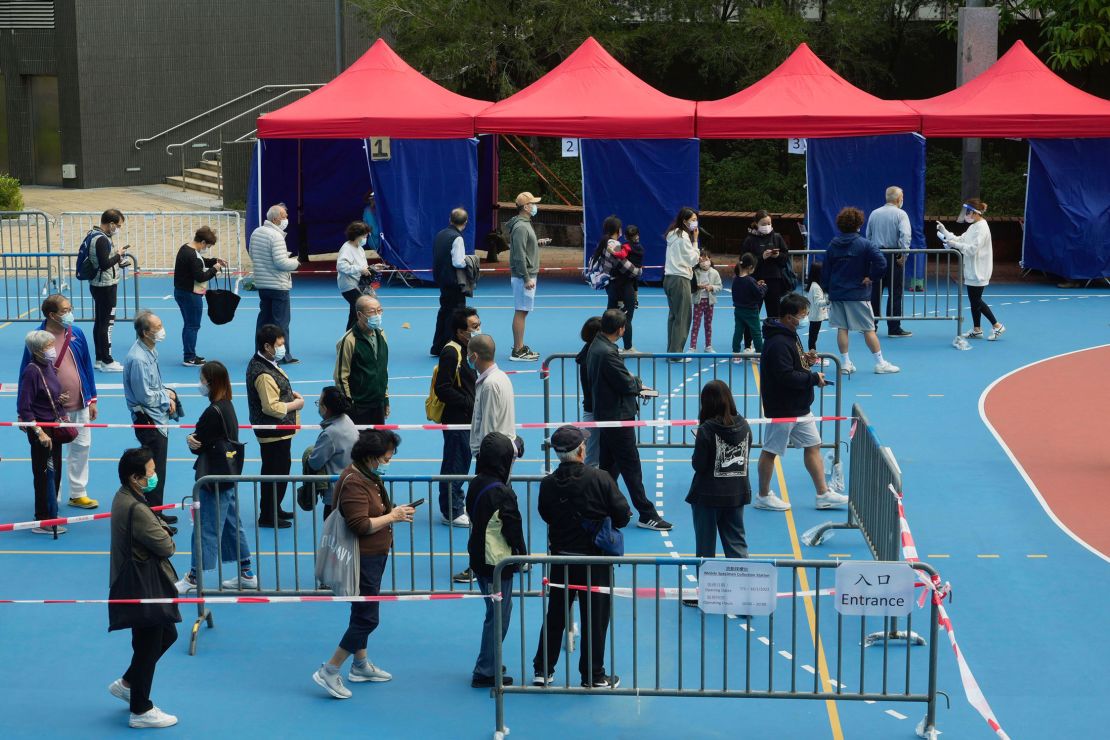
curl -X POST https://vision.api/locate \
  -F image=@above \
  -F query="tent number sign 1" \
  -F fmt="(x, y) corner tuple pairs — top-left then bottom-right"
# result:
(370, 137), (391, 161)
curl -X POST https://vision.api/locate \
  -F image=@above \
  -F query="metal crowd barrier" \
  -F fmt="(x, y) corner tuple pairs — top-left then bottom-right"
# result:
(794, 248), (965, 337)
(491, 555), (940, 739)
(805, 404), (924, 647)
(59, 210), (245, 274)
(0, 251), (141, 323)
(541, 351), (843, 470)
(184, 473), (548, 655)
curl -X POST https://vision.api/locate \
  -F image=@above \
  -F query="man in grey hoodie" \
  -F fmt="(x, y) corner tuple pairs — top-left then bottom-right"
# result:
(507, 192), (542, 362)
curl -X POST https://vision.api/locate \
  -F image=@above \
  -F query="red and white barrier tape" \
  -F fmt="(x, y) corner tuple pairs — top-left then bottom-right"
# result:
(892, 484), (1010, 740)
(0, 592), (496, 606)
(0, 502), (197, 533)
(0, 415), (846, 434)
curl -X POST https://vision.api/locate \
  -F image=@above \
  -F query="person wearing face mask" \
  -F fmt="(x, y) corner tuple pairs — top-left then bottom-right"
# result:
(108, 446), (180, 728)
(88, 208), (131, 372)
(313, 430), (415, 699)
(173, 225), (227, 367)
(305, 386), (358, 519)
(507, 192), (543, 362)
(937, 198), (1005, 341)
(19, 294), (99, 510)
(247, 323), (305, 528)
(663, 207), (701, 359)
(866, 186), (913, 338)
(690, 249), (723, 352)
(336, 220), (374, 332)
(334, 294), (390, 426)
(434, 307), (481, 530)
(17, 330), (70, 532)
(123, 312), (180, 533)
(756, 293), (845, 513)
(468, 334), (517, 459)
(741, 210), (791, 320)
(178, 361), (255, 593)
(249, 203), (301, 364)
(431, 208), (472, 356)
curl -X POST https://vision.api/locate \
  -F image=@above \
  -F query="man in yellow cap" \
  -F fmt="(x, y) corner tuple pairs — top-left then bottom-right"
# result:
(507, 192), (542, 361)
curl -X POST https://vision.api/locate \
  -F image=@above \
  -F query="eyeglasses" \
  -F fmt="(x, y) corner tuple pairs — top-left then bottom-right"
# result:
(363, 307), (384, 316)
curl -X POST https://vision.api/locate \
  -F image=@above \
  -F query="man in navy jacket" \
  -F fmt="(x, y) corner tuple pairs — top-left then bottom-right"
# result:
(820, 207), (900, 375)
(19, 294), (99, 508)
(756, 293), (846, 513)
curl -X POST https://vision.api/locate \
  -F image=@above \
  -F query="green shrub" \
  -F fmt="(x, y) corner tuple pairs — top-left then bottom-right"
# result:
(0, 173), (24, 213)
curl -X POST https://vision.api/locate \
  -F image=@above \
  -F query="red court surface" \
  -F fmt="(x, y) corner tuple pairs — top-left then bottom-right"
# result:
(983, 344), (1110, 560)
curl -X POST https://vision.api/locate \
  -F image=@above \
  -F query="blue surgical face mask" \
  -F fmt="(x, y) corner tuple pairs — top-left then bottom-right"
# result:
(529, 204), (538, 217)
(358, 236), (368, 247)
(199, 382), (210, 397)
(469, 328), (482, 338)
(273, 344), (286, 362)
(372, 461), (390, 475)
(58, 311), (74, 327)
(367, 314), (383, 330)
(142, 472), (158, 493)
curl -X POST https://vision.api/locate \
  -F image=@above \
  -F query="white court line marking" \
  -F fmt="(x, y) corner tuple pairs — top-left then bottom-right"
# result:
(685, 574), (697, 582)
(892, 394), (910, 398)
(802, 664), (816, 674)
(864, 700), (876, 705)
(757, 636), (770, 646)
(927, 394), (944, 397)
(778, 650), (793, 660)
(668, 551), (680, 558)
(161, 294), (172, 300)
(979, 344), (1110, 565)
(885, 710), (908, 720)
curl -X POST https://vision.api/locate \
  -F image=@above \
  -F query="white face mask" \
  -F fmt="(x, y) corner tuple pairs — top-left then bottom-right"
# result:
(273, 344), (286, 362)
(469, 327), (482, 337)
(43, 348), (57, 363)
(699, 260), (710, 270)
(153, 328), (166, 343)
(529, 205), (538, 217)
(199, 383), (210, 397)
(688, 218), (698, 231)
(278, 218), (289, 231)
(757, 224), (773, 235)
(358, 236), (368, 247)
(58, 311), (74, 327)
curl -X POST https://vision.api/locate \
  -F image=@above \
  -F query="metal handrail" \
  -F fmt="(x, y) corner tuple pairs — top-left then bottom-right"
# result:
(201, 129), (257, 162)
(166, 88), (315, 155)
(134, 83), (323, 150)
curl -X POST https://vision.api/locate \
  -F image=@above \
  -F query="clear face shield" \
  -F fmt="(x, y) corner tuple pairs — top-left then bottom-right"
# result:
(956, 203), (982, 224)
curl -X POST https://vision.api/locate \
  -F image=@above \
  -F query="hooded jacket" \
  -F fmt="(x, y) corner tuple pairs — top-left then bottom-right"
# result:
(507, 214), (539, 281)
(466, 432), (528, 578)
(685, 417), (753, 508)
(820, 232), (887, 302)
(538, 459), (631, 556)
(760, 319), (819, 418)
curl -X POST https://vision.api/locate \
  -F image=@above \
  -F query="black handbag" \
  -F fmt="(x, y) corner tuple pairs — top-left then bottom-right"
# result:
(108, 504), (181, 632)
(205, 271), (241, 325)
(196, 404), (245, 477)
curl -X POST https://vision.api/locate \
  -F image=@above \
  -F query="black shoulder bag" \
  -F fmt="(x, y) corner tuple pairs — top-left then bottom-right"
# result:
(108, 504), (181, 632)
(197, 403), (246, 477)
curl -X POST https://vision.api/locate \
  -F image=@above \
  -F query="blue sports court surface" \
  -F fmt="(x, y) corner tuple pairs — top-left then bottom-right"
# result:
(0, 274), (1107, 738)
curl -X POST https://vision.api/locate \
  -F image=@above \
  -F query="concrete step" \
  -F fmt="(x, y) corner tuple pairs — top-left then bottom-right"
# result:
(165, 175), (221, 196)
(183, 167), (220, 185)
(196, 159), (221, 174)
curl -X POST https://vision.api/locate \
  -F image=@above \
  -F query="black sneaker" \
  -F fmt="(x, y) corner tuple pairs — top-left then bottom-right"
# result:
(259, 518), (292, 529)
(277, 509), (295, 521)
(532, 672), (554, 686)
(582, 674), (620, 689)
(182, 357), (205, 367)
(509, 345), (539, 362)
(160, 514), (178, 525)
(888, 329), (913, 338)
(453, 568), (476, 584)
(279, 356), (301, 365)
(681, 598), (699, 608)
(637, 517), (673, 531)
(471, 675), (513, 688)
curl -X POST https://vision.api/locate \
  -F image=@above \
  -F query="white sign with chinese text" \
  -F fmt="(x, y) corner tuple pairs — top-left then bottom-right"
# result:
(834, 562), (916, 617)
(697, 560), (777, 616)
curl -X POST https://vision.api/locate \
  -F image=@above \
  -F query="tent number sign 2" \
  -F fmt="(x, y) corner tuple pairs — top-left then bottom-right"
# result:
(562, 138), (579, 158)
(370, 137), (391, 161)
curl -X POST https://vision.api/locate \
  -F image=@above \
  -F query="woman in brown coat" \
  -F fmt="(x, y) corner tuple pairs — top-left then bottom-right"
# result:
(312, 430), (415, 699)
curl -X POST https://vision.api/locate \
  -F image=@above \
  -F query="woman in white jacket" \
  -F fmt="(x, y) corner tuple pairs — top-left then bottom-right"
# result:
(336, 221), (373, 331)
(937, 198), (1005, 341)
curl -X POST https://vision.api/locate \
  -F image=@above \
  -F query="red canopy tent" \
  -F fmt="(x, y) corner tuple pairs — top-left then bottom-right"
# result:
(474, 37), (695, 138)
(697, 43), (920, 138)
(257, 38), (489, 139)
(907, 41), (1110, 138)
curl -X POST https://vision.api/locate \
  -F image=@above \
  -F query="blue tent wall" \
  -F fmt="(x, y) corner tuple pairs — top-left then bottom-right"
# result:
(1024, 139), (1110, 280)
(581, 139), (700, 282)
(248, 138), (478, 275)
(806, 134), (926, 277)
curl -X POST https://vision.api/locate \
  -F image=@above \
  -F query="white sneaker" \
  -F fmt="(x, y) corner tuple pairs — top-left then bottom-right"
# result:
(174, 575), (196, 594)
(96, 360), (124, 373)
(348, 660), (392, 683)
(874, 360), (900, 374)
(962, 328), (984, 339)
(220, 571), (259, 590)
(108, 678), (130, 704)
(129, 707), (178, 729)
(441, 513), (471, 527)
(840, 361), (857, 374)
(988, 324), (1006, 341)
(704, 346), (715, 353)
(619, 347), (640, 355)
(313, 665), (352, 699)
(753, 493), (791, 511)
(815, 490), (849, 509)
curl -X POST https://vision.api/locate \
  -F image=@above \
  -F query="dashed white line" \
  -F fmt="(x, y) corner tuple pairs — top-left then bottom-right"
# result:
(885, 710), (908, 720)
(757, 636), (770, 646)
(778, 650), (793, 660)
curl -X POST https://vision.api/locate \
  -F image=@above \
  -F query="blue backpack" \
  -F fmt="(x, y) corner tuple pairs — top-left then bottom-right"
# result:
(75, 230), (101, 281)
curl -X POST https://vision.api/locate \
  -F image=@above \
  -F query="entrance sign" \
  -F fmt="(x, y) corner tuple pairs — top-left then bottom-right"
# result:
(834, 562), (916, 617)
(697, 560), (777, 616)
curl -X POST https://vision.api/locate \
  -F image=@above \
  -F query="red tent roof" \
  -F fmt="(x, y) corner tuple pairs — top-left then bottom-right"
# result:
(907, 41), (1110, 138)
(257, 39), (489, 139)
(697, 43), (920, 138)
(475, 38), (695, 138)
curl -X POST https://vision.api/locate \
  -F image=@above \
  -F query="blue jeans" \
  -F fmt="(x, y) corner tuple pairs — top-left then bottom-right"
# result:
(174, 289), (204, 360)
(257, 288), (291, 357)
(339, 554), (388, 654)
(190, 483), (252, 576)
(439, 430), (472, 519)
(581, 411), (600, 467)
(473, 573), (514, 680)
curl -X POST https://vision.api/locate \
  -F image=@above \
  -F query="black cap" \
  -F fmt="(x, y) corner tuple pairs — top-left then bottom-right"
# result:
(551, 425), (589, 453)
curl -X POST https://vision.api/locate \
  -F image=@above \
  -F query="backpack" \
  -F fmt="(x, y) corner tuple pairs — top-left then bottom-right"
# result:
(75, 230), (102, 281)
(584, 253), (610, 290)
(425, 341), (463, 422)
